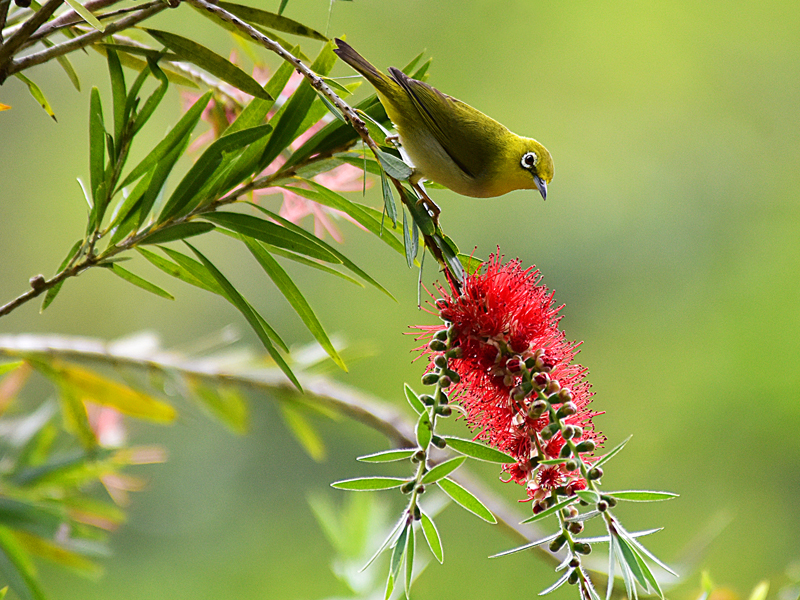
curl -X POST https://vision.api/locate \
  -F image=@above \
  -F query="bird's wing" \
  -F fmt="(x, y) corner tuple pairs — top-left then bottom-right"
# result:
(388, 67), (506, 180)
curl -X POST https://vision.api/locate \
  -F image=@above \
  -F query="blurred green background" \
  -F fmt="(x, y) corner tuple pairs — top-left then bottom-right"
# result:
(2, 0), (799, 598)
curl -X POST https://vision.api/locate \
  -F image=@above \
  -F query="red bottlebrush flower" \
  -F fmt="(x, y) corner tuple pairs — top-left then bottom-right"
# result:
(415, 254), (604, 500)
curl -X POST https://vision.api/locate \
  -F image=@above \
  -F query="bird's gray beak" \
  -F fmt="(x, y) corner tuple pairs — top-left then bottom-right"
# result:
(534, 175), (547, 200)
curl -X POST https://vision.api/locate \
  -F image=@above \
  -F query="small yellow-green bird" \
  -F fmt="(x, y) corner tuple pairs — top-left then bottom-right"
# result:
(333, 39), (554, 202)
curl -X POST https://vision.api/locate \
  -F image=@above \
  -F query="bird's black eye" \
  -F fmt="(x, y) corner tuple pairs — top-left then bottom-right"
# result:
(521, 152), (538, 169)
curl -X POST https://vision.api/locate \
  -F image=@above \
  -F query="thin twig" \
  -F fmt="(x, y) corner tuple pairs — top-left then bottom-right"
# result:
(0, 0), (63, 78)
(23, 0), (137, 45)
(5, 1), (167, 76)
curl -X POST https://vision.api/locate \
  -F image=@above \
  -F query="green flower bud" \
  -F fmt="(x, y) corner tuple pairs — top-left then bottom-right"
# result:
(416, 484), (426, 495)
(412, 450), (426, 462)
(434, 355), (448, 369)
(597, 500), (609, 512)
(528, 400), (547, 419)
(562, 425), (576, 440)
(559, 444), (573, 458)
(432, 435), (447, 449)
(556, 401), (578, 419)
(413, 504), (421, 520)
(436, 405), (452, 417)
(445, 347), (462, 359)
(575, 440), (596, 453)
(574, 542), (592, 555)
(421, 373), (440, 386)
(558, 388), (574, 404)
(568, 570), (579, 585)
(565, 459), (578, 471)
(420, 394), (435, 406)
(434, 329), (448, 342)
(569, 557), (581, 568)
(447, 325), (459, 340)
(588, 467), (603, 480)
(444, 368), (461, 384)
(549, 534), (567, 552)
(438, 375), (452, 388)
(545, 379), (561, 396)
(568, 520), (584, 534)
(429, 339), (447, 352)
(400, 481), (415, 494)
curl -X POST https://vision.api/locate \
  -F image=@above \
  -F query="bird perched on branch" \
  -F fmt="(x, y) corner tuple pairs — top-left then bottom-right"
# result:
(333, 39), (554, 205)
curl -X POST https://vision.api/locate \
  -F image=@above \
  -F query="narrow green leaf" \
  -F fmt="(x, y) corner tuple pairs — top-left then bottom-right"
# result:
(259, 40), (337, 169)
(0, 525), (47, 600)
(242, 236), (346, 370)
(136, 132), (192, 227)
(379, 169), (398, 227)
(14, 72), (55, 121)
(184, 242), (300, 389)
(136, 247), (217, 294)
(376, 149), (412, 180)
(403, 383), (424, 414)
(616, 533), (649, 591)
(594, 435), (632, 468)
(357, 449), (417, 463)
(159, 123), (273, 220)
(203, 212), (338, 262)
(419, 509), (443, 563)
(106, 47), (126, 143)
(120, 90), (212, 189)
(314, 89), (346, 122)
(623, 528), (679, 577)
(63, 0), (104, 31)
(539, 571), (572, 596)
(576, 490), (601, 504)
(489, 532), (561, 559)
(415, 410), (432, 450)
(146, 29), (272, 100)
(611, 532), (634, 600)
(390, 524), (408, 581)
(277, 0), (289, 15)
(402, 208), (414, 268)
(279, 403), (326, 461)
(331, 477), (408, 491)
(442, 436), (516, 464)
(158, 246), (227, 294)
(139, 222), (216, 245)
(576, 528), (663, 545)
(88, 86), (105, 202)
(217, 1), (327, 39)
(437, 478), (496, 523)
(607, 490), (679, 502)
(132, 58), (169, 135)
(520, 496), (579, 524)
(105, 263), (174, 299)
(421, 456), (467, 484)
(40, 240), (82, 312)
(404, 524), (414, 595)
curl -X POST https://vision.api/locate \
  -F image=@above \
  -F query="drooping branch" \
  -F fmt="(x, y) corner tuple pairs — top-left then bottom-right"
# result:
(0, 332), (559, 567)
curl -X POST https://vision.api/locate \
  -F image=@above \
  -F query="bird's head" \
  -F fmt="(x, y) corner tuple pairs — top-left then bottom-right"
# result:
(518, 139), (554, 200)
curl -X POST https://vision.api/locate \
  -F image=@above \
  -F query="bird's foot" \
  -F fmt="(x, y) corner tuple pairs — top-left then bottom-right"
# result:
(412, 182), (440, 227)
(385, 134), (401, 147)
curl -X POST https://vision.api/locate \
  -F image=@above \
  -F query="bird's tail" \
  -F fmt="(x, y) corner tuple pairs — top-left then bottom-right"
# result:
(333, 39), (394, 95)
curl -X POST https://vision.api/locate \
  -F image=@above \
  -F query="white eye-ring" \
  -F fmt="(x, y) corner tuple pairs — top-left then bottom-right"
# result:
(521, 152), (538, 169)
